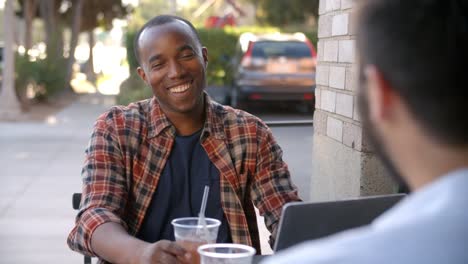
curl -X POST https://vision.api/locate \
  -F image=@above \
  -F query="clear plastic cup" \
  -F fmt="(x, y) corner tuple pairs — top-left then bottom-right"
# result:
(197, 243), (256, 264)
(172, 217), (221, 264)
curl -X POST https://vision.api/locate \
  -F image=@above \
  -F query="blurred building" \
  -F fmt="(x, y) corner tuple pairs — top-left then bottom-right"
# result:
(193, 0), (256, 27)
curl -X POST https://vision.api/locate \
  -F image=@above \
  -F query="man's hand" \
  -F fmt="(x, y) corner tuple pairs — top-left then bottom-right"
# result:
(91, 222), (191, 264)
(136, 240), (190, 264)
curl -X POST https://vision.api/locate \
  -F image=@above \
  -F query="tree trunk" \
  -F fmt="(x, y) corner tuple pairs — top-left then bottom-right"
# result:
(24, 0), (37, 52)
(39, 0), (64, 59)
(39, 0), (55, 55)
(0, 0), (22, 119)
(66, 0), (84, 86)
(86, 30), (96, 84)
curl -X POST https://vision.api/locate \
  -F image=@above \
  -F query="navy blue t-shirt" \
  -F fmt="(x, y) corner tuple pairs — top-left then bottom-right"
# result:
(137, 130), (232, 243)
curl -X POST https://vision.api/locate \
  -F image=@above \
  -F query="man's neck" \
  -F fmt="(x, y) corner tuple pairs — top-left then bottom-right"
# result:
(163, 104), (205, 136)
(394, 136), (468, 191)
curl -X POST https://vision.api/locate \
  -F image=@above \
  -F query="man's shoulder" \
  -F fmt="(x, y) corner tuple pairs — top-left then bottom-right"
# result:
(262, 223), (416, 264)
(97, 98), (152, 125)
(211, 102), (268, 130)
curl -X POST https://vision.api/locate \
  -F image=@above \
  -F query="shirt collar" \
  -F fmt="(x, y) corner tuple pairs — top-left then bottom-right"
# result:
(202, 94), (227, 140)
(147, 97), (175, 138)
(147, 92), (227, 139)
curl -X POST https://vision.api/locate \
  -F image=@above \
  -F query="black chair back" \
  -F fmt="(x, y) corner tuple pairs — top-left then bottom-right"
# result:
(72, 193), (92, 264)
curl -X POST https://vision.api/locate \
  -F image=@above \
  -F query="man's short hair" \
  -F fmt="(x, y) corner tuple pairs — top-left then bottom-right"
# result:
(133, 15), (202, 66)
(357, 0), (468, 145)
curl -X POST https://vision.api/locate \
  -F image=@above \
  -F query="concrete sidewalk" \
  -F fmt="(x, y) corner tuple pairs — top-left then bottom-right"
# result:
(0, 94), (272, 264)
(0, 95), (115, 263)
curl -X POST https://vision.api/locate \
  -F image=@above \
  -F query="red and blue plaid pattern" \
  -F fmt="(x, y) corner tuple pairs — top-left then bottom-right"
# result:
(67, 95), (301, 262)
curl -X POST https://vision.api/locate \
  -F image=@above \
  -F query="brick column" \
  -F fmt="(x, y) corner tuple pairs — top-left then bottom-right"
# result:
(311, 0), (396, 201)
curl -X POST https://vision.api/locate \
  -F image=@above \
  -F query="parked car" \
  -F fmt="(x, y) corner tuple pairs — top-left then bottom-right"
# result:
(228, 32), (317, 112)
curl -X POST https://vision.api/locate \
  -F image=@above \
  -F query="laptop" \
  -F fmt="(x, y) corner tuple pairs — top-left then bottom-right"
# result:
(273, 194), (405, 252)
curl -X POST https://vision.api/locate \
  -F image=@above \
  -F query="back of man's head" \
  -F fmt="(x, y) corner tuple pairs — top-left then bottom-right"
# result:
(357, 0), (468, 146)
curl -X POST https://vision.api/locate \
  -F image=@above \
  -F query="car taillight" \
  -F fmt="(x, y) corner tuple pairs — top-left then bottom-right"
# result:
(241, 41), (254, 68)
(305, 39), (317, 58)
(303, 93), (314, 100)
(249, 93), (262, 100)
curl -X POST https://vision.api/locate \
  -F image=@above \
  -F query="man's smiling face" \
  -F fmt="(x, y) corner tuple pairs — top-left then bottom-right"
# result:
(137, 21), (208, 115)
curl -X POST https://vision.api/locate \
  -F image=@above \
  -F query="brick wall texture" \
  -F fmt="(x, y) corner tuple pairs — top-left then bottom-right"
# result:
(315, 0), (363, 152)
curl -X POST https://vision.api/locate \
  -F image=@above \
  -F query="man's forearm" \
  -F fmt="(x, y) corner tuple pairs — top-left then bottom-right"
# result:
(91, 222), (148, 264)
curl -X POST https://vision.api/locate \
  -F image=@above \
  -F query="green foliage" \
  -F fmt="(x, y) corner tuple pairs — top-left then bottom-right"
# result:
(37, 56), (68, 98)
(126, 0), (203, 30)
(119, 30), (149, 105)
(15, 54), (40, 100)
(197, 28), (238, 86)
(117, 73), (152, 105)
(125, 30), (139, 71)
(15, 54), (67, 101)
(303, 30), (318, 48)
(251, 0), (319, 27)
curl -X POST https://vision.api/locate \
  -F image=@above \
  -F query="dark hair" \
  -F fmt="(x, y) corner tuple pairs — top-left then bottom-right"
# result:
(133, 15), (202, 65)
(357, 0), (468, 146)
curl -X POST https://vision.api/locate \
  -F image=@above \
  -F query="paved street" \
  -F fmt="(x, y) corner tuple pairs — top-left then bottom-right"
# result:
(0, 95), (313, 263)
(267, 125), (314, 202)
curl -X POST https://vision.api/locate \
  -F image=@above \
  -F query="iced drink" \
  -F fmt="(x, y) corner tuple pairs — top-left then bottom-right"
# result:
(172, 217), (221, 264)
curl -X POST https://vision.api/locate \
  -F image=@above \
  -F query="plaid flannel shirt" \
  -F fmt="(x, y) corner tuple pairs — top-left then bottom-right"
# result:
(67, 95), (300, 262)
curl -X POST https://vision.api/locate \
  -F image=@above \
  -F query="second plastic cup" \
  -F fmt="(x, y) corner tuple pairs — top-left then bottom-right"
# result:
(171, 217), (221, 264)
(198, 243), (256, 264)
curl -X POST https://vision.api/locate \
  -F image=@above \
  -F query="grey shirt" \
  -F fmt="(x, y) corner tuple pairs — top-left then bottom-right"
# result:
(262, 168), (468, 264)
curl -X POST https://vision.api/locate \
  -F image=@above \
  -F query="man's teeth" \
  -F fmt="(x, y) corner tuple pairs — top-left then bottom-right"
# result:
(169, 83), (190, 93)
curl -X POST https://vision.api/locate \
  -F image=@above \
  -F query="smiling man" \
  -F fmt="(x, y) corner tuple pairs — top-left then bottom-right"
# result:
(67, 15), (300, 264)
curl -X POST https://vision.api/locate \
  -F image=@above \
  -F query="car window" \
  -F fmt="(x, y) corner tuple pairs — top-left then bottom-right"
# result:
(251, 41), (311, 59)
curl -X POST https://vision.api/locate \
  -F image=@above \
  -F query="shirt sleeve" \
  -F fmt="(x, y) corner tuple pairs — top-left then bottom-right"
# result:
(250, 122), (302, 247)
(67, 111), (129, 257)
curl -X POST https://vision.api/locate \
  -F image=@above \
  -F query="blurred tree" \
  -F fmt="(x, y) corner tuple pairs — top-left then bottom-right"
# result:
(0, 0), (22, 119)
(38, 0), (64, 59)
(247, 0), (319, 27)
(16, 0), (132, 91)
(22, 0), (38, 51)
(127, 0), (203, 30)
(78, 0), (131, 83)
(127, 0), (172, 30)
(80, 0), (131, 31)
(66, 0), (84, 86)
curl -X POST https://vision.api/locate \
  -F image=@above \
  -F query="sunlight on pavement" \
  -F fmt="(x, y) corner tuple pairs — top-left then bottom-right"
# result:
(14, 152), (31, 160)
(46, 116), (58, 125)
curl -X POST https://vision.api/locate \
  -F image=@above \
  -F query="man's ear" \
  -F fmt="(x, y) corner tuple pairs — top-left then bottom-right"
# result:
(137, 67), (147, 83)
(201, 47), (208, 66)
(365, 65), (395, 123)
